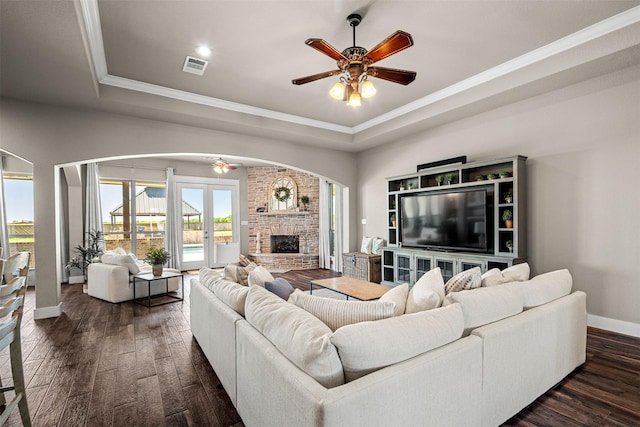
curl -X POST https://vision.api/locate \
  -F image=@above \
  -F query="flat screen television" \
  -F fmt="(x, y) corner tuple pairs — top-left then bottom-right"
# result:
(399, 188), (490, 252)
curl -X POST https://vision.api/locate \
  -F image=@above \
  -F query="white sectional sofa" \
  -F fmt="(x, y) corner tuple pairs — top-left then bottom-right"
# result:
(190, 266), (586, 427)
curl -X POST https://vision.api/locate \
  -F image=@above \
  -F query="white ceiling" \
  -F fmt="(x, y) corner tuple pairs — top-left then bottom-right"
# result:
(1, 0), (640, 153)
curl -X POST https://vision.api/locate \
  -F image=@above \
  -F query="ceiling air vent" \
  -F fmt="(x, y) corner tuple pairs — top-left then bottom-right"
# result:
(182, 56), (208, 76)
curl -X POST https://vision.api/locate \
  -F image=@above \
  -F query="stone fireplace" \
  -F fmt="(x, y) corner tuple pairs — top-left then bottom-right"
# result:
(247, 167), (320, 270)
(271, 235), (299, 254)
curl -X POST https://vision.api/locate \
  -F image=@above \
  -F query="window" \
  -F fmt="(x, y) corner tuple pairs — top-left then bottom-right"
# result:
(100, 179), (166, 259)
(2, 174), (35, 266)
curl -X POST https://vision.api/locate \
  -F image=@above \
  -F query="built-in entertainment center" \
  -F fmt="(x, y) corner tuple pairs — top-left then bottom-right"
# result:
(382, 155), (527, 286)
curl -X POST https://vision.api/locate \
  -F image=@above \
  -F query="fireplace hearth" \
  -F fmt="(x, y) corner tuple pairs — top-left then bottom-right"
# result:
(271, 235), (299, 254)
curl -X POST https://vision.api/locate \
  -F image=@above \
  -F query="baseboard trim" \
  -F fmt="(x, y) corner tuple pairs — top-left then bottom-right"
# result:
(34, 303), (64, 320)
(588, 314), (640, 338)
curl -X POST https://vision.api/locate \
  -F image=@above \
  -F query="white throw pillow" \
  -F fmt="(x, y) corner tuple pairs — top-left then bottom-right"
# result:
(444, 267), (481, 294)
(289, 290), (396, 331)
(331, 303), (464, 381)
(360, 237), (373, 254)
(405, 267), (445, 313)
(502, 262), (530, 282)
(245, 286), (344, 388)
(113, 247), (127, 256)
(247, 266), (274, 287)
(521, 269), (572, 309)
(481, 268), (507, 287)
(379, 283), (409, 316)
(100, 253), (141, 274)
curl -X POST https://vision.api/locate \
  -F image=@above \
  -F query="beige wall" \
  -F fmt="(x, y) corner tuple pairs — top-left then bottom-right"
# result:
(0, 99), (358, 313)
(357, 64), (640, 327)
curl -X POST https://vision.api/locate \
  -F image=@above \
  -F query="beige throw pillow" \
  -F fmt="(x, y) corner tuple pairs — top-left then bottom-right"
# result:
(212, 278), (250, 316)
(198, 267), (224, 290)
(247, 266), (274, 287)
(502, 262), (530, 282)
(289, 290), (396, 331)
(379, 283), (409, 316)
(245, 286), (344, 388)
(405, 267), (445, 313)
(481, 268), (507, 287)
(444, 267), (481, 294)
(331, 303), (465, 381)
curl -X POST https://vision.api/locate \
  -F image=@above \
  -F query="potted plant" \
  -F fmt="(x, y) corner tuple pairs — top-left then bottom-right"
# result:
(505, 240), (514, 252)
(503, 190), (513, 204)
(435, 175), (444, 186)
(65, 229), (104, 282)
(502, 209), (513, 228)
(300, 195), (310, 211)
(445, 173), (455, 185)
(487, 173), (498, 180)
(390, 214), (396, 227)
(146, 247), (171, 276)
(475, 175), (484, 181)
(499, 171), (511, 179)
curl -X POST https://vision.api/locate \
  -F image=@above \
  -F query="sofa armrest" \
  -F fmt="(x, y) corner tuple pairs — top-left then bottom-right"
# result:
(87, 263), (130, 303)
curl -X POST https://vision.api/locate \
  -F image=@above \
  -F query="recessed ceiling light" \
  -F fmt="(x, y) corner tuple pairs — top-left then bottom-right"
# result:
(196, 46), (211, 57)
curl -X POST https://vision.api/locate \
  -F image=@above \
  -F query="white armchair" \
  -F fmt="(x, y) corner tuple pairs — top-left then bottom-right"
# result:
(87, 261), (180, 303)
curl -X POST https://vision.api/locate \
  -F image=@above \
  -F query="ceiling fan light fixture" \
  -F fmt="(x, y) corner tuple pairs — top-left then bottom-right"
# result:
(360, 79), (376, 98)
(329, 81), (346, 100)
(347, 91), (361, 107)
(213, 158), (230, 174)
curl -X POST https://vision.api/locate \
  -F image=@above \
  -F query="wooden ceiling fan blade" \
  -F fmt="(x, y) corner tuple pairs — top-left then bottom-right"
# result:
(292, 69), (341, 85)
(305, 39), (349, 61)
(367, 66), (416, 85)
(366, 31), (414, 63)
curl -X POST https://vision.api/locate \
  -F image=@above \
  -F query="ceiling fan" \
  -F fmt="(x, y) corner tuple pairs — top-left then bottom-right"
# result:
(212, 158), (242, 174)
(292, 13), (416, 107)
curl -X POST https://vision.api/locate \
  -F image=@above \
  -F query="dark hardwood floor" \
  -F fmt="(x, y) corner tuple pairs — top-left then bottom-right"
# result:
(2, 269), (638, 426)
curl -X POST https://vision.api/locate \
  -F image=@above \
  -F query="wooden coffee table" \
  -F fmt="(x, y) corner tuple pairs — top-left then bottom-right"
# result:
(309, 277), (390, 301)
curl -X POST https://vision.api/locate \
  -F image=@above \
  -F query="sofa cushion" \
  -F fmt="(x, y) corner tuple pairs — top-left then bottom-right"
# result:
(248, 266), (274, 287)
(330, 303), (465, 381)
(289, 290), (396, 331)
(198, 267), (224, 290)
(265, 278), (295, 300)
(445, 267), (481, 294)
(502, 262), (530, 282)
(101, 252), (141, 274)
(245, 286), (344, 388)
(522, 269), (572, 309)
(406, 268), (445, 313)
(444, 281), (523, 335)
(210, 277), (250, 316)
(379, 283), (409, 316)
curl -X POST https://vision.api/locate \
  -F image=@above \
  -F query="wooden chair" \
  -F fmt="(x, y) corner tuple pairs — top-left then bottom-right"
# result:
(0, 252), (31, 426)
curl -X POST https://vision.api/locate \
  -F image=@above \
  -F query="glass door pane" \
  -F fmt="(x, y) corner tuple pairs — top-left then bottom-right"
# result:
(180, 187), (206, 268)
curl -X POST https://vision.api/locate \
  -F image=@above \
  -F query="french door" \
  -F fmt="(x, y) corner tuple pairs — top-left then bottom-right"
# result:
(176, 177), (239, 270)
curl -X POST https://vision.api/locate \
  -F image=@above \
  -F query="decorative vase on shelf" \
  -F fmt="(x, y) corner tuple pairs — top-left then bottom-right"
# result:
(505, 220), (513, 229)
(152, 264), (163, 276)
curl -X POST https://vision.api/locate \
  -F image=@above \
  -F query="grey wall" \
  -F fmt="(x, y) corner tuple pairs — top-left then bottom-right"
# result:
(356, 64), (640, 326)
(0, 99), (358, 312)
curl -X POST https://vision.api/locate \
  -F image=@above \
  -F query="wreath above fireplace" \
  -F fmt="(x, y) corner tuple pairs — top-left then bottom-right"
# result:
(273, 186), (291, 202)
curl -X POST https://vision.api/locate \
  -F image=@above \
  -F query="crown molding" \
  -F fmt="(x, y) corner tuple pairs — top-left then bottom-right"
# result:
(80, 0), (640, 136)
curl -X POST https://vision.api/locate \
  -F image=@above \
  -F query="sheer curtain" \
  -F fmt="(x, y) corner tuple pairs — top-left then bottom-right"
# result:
(319, 180), (331, 269)
(165, 168), (181, 270)
(85, 163), (104, 249)
(0, 158), (10, 255)
(334, 184), (344, 273)
(319, 180), (343, 272)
